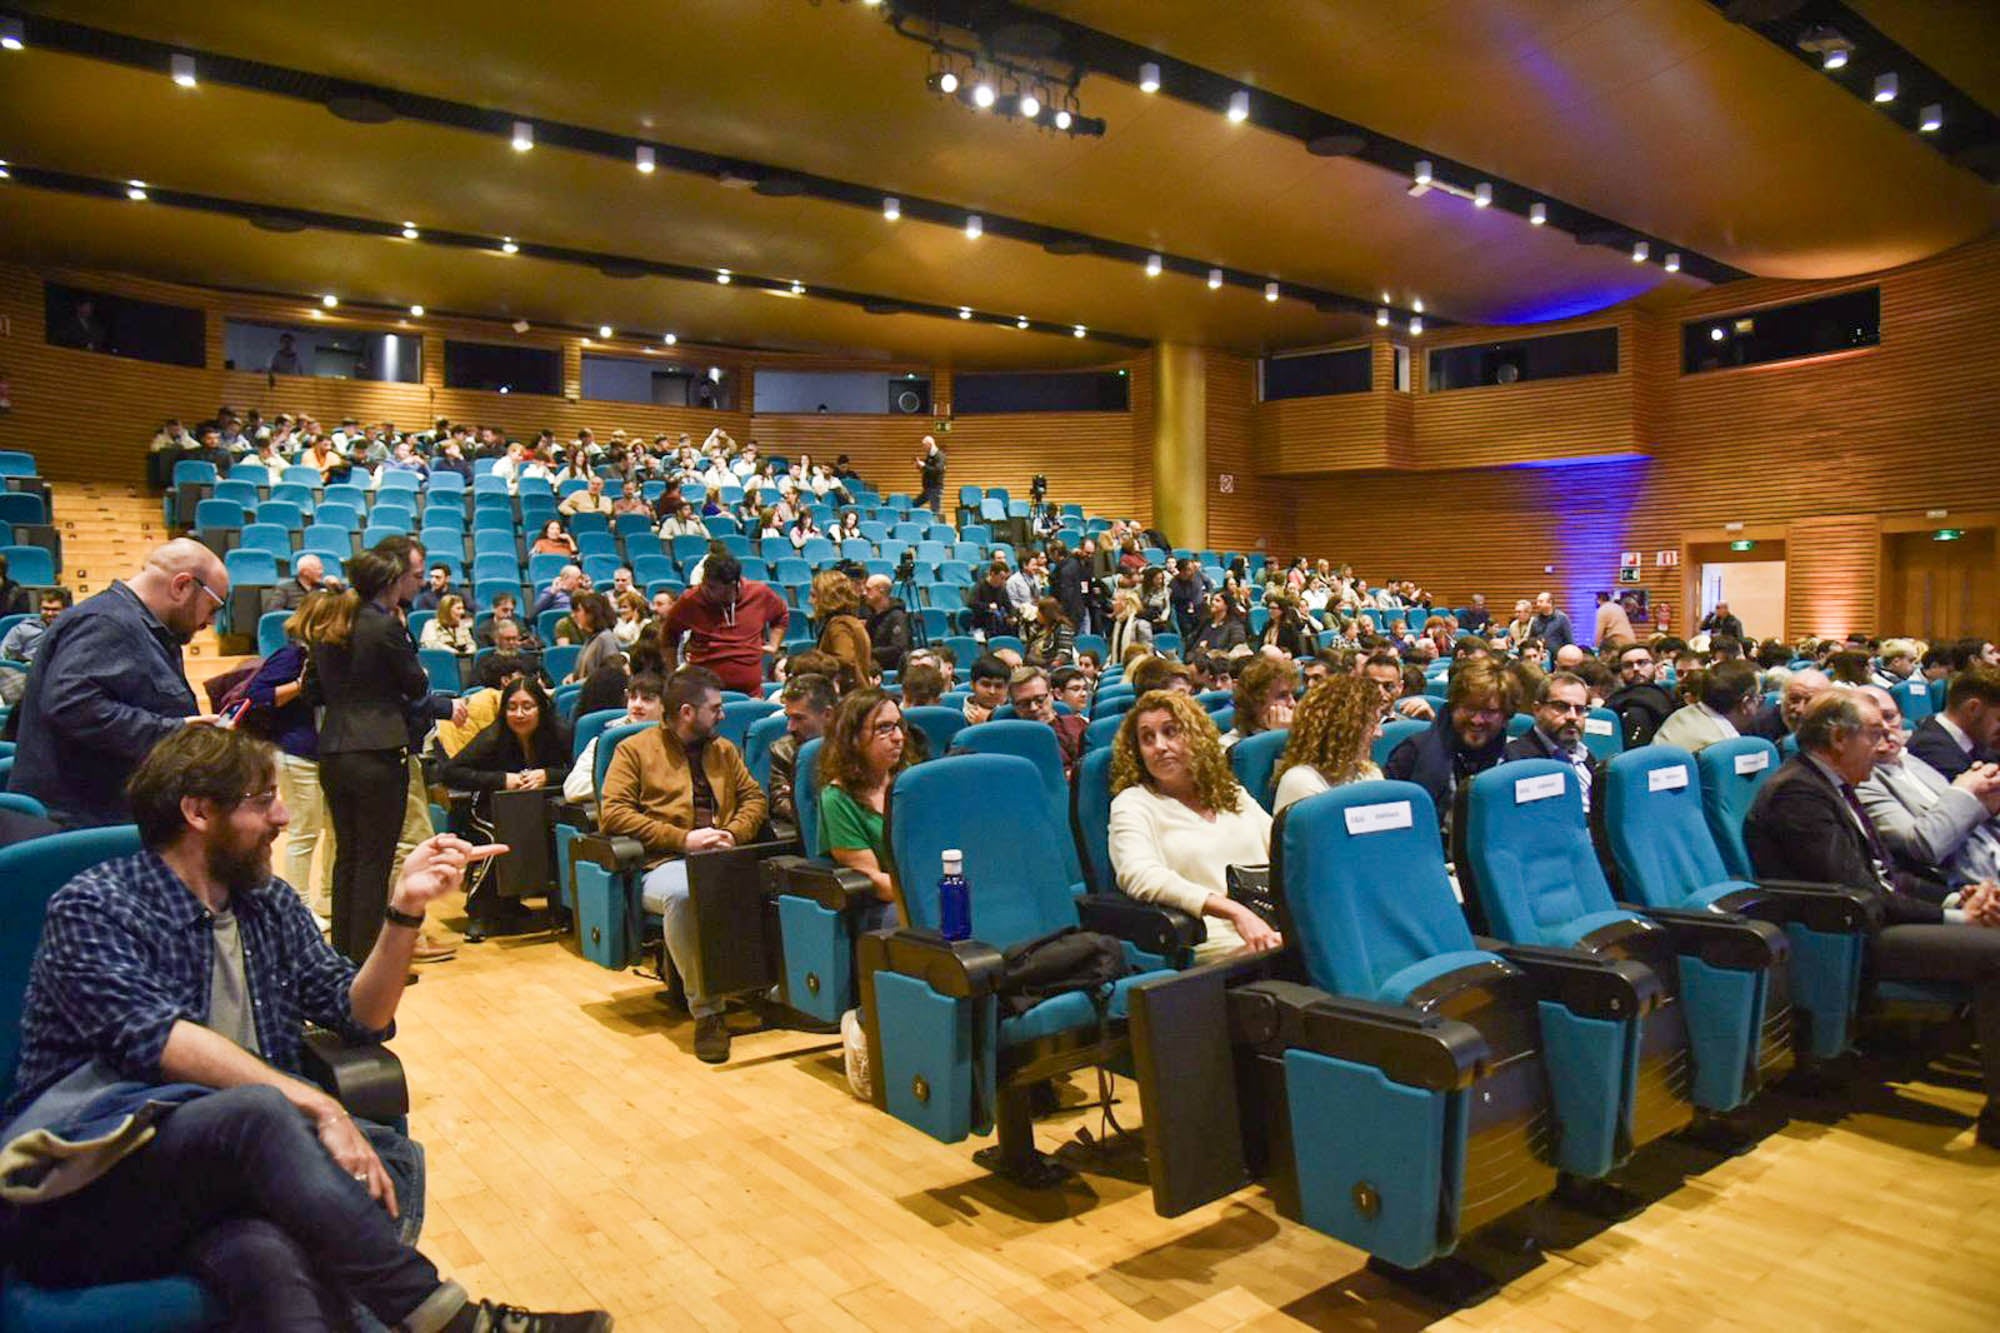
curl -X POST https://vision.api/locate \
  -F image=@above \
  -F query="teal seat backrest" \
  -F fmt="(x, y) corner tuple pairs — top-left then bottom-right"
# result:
(1892, 676), (1934, 724)
(888, 754), (1077, 948)
(1229, 728), (1289, 813)
(902, 706), (968, 761)
(571, 708), (626, 762)
(949, 721), (1082, 886)
(1602, 746), (1733, 909)
(719, 698), (779, 750)
(1371, 717), (1428, 769)
(594, 723), (657, 803)
(1083, 713), (1123, 751)
(1465, 762), (1621, 947)
(1582, 707), (1625, 761)
(796, 738), (824, 858)
(1075, 745), (1115, 894)
(1273, 781), (1475, 999)
(744, 713), (788, 790)
(1695, 737), (1779, 881)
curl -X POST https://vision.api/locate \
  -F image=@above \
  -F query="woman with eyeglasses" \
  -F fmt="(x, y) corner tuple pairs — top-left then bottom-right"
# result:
(816, 687), (911, 933)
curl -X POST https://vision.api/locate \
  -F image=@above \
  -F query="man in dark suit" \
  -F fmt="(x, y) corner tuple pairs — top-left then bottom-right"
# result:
(1744, 690), (2000, 1146)
(1907, 666), (2000, 782)
(1503, 671), (1600, 813)
(1385, 656), (1515, 844)
(1605, 642), (1676, 749)
(1699, 601), (1745, 641)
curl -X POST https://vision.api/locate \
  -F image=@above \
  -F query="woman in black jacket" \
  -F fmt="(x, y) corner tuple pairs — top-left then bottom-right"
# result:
(310, 547), (463, 961)
(439, 677), (570, 940)
(1192, 592), (1248, 656)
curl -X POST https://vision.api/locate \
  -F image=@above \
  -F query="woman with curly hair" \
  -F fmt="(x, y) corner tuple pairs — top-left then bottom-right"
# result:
(811, 568), (874, 694)
(817, 687), (911, 932)
(1222, 655), (1299, 750)
(1025, 595), (1077, 667)
(1273, 676), (1383, 814)
(1108, 690), (1281, 961)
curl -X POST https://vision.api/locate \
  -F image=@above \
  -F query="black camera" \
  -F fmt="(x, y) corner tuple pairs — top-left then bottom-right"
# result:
(895, 550), (918, 581)
(1030, 473), (1047, 500)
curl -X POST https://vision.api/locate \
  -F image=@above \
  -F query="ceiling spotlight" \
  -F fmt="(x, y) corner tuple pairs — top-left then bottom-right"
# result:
(965, 213), (983, 239)
(0, 18), (21, 50)
(972, 79), (996, 109)
(409, 304), (424, 316)
(1016, 315), (1030, 329)
(1664, 252), (1681, 273)
(958, 306), (973, 320)
(635, 145), (656, 173)
(882, 195), (900, 221)
(0, 160), (10, 180)
(1411, 297), (1424, 313)
(1053, 108), (1072, 130)
(1473, 182), (1492, 208)
(1073, 324), (1087, 338)
(1226, 90), (1250, 123)
(512, 319), (530, 334)
(790, 280), (805, 295)
(1019, 93), (1041, 119)
(1264, 281), (1280, 302)
(500, 236), (518, 253)
(1414, 159), (1433, 186)
(126, 179), (148, 201)
(1822, 47), (1849, 71)
(663, 332), (677, 345)
(321, 294), (339, 308)
(511, 119), (534, 151)
(716, 267), (731, 284)
(400, 222), (419, 240)
(1208, 267), (1224, 289)
(1145, 253), (1162, 277)
(1919, 103), (1943, 132)
(1632, 241), (1650, 263)
(598, 324), (613, 338)
(1529, 201), (1547, 226)
(1710, 326), (1726, 342)
(170, 53), (197, 88)
(1873, 72), (1898, 102)
(937, 70), (959, 94)
(1139, 62), (1161, 93)
(1408, 316), (1424, 336)
(1376, 308), (1389, 326)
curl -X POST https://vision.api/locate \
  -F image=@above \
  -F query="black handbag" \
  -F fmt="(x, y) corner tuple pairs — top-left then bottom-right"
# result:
(1226, 864), (1278, 929)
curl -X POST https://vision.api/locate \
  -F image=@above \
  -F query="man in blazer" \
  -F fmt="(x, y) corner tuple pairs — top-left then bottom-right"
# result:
(1745, 690), (2000, 1147)
(1907, 666), (2000, 782)
(1854, 686), (2000, 890)
(1654, 659), (1762, 755)
(1503, 671), (1602, 814)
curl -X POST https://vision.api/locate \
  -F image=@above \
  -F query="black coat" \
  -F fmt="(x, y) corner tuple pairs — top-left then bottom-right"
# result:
(1906, 715), (1991, 782)
(1605, 682), (1676, 749)
(309, 603), (437, 754)
(1743, 756), (1945, 926)
(440, 715), (571, 793)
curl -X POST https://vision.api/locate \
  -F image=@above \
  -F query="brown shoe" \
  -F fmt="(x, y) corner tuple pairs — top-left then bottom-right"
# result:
(413, 931), (458, 963)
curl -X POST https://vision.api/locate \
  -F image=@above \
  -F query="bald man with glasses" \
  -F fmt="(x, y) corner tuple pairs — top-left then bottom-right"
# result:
(9, 538), (228, 827)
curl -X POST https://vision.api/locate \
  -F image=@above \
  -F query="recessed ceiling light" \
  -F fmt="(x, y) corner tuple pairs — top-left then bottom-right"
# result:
(958, 306), (973, 319)
(1073, 324), (1087, 338)
(1145, 253), (1162, 277)
(663, 332), (677, 345)
(1408, 317), (1423, 336)
(321, 294), (338, 307)
(1264, 281), (1280, 302)
(635, 145), (656, 173)
(883, 195), (900, 221)
(500, 236), (518, 253)
(790, 280), (805, 295)
(1411, 297), (1424, 314)
(1473, 182), (1492, 208)
(598, 324), (613, 338)
(170, 53), (197, 88)
(511, 119), (534, 150)
(964, 213), (983, 239)
(1529, 202), (1547, 226)
(1226, 90), (1250, 123)
(1919, 103), (1943, 132)
(401, 222), (420, 240)
(1016, 315), (1029, 329)
(1207, 268), (1224, 289)
(0, 18), (22, 51)
(409, 304), (424, 316)
(126, 180), (148, 201)
(1822, 47), (1849, 71)
(1138, 62), (1160, 93)
(716, 268), (731, 284)
(1873, 72), (1897, 103)
(1710, 326), (1726, 342)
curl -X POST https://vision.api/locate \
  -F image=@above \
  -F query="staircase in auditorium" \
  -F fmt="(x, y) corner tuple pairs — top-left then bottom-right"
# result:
(50, 480), (247, 701)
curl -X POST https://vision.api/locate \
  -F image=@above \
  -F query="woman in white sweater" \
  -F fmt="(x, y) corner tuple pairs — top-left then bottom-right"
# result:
(1272, 674), (1383, 814)
(1108, 691), (1281, 961)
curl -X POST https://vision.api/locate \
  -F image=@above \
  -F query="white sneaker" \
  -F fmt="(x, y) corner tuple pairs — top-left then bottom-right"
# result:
(840, 1008), (872, 1102)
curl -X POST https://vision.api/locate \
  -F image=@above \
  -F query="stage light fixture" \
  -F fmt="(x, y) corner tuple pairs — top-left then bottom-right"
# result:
(1139, 62), (1160, 93)
(126, 180), (148, 200)
(1919, 103), (1943, 132)
(958, 306), (972, 319)
(1053, 108), (1072, 130)
(1226, 90), (1250, 122)
(1019, 93), (1041, 118)
(883, 195), (900, 220)
(1264, 282), (1280, 302)
(409, 304), (424, 316)
(1529, 201), (1547, 226)
(716, 268), (731, 284)
(171, 53), (197, 88)
(790, 280), (805, 295)
(964, 213), (983, 239)
(1207, 268), (1224, 289)
(1822, 47), (1848, 71)
(1409, 317), (1423, 335)
(0, 18), (22, 51)
(0, 161), (10, 180)
(1376, 308), (1389, 326)
(1632, 241), (1650, 263)
(664, 333), (677, 345)
(401, 222), (419, 239)
(1473, 182), (1492, 208)
(598, 324), (613, 338)
(1411, 297), (1424, 313)
(1710, 326), (1726, 342)
(636, 145), (656, 173)
(1414, 159), (1433, 186)
(500, 236), (518, 253)
(1664, 252), (1681, 273)
(1145, 253), (1162, 277)
(322, 294), (339, 307)
(972, 78), (996, 109)
(1873, 72), (1897, 102)
(1016, 315), (1029, 329)
(1073, 324), (1087, 338)
(511, 120), (534, 151)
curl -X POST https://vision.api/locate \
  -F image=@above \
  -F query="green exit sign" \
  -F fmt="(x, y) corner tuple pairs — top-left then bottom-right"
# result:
(1729, 539), (1756, 552)
(1934, 529), (1964, 542)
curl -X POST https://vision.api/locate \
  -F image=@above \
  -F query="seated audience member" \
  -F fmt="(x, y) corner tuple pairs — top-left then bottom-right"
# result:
(1874, 638), (1922, 688)
(532, 565), (587, 620)
(816, 688), (913, 933)
(1744, 690), (2000, 1147)
(1192, 592), (1247, 656)
(1022, 595), (1076, 668)
(1108, 691), (1282, 962)
(963, 653), (1011, 725)
(530, 520), (578, 558)
(1504, 671), (1599, 812)
(1748, 665), (1831, 742)
(1223, 656), (1299, 750)
(1005, 666), (1088, 780)
(968, 562), (1016, 639)
(1052, 664), (1091, 716)
(1105, 589), (1153, 662)
(565, 592), (623, 685)
(1654, 658), (1762, 753)
(1825, 649), (1875, 687)
(1909, 666), (2000, 782)
(1383, 654), (1517, 840)
(418, 595), (476, 654)
(558, 474), (613, 517)
(564, 672), (665, 811)
(0, 726), (603, 1330)
(1605, 641), (1674, 748)
(1273, 675), (1383, 814)
(0, 588), (70, 663)
(659, 501), (709, 540)
(409, 563), (457, 614)
(1855, 685), (2000, 890)
(613, 590), (648, 648)
(1362, 650), (1434, 722)
(811, 569), (875, 694)
(264, 553), (338, 616)
(598, 667), (768, 1064)
(439, 677), (571, 939)
(1127, 654), (1194, 696)
(899, 661), (947, 708)
(767, 673), (835, 841)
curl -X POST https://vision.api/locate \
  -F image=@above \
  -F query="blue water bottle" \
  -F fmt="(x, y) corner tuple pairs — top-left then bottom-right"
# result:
(938, 849), (971, 942)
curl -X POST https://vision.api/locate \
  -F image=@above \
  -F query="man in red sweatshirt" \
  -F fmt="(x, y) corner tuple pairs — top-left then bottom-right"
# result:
(659, 552), (789, 695)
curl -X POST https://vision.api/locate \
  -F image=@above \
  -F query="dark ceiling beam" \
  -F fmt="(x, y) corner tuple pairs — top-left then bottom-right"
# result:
(4, 12), (1437, 327)
(890, 0), (1751, 285)
(2, 165), (1154, 349)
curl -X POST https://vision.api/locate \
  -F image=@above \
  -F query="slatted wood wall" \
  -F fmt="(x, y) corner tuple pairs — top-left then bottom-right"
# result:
(1204, 352), (1283, 558)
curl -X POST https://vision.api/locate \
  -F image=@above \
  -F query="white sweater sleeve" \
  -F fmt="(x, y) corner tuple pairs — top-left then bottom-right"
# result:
(563, 738), (598, 803)
(1108, 789), (1216, 917)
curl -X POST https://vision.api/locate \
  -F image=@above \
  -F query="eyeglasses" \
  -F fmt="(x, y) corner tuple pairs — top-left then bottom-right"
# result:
(238, 787), (280, 810)
(870, 719), (906, 738)
(1543, 701), (1590, 716)
(194, 578), (226, 609)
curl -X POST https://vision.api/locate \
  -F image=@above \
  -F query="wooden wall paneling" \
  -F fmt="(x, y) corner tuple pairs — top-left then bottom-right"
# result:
(1784, 515), (1882, 639)
(1410, 312), (1641, 470)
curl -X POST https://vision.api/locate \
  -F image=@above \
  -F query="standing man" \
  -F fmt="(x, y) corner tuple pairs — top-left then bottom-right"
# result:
(1593, 591), (1635, 649)
(658, 553), (790, 696)
(1054, 539), (1099, 637)
(915, 434), (947, 516)
(1529, 590), (1576, 657)
(1700, 601), (1746, 641)
(1169, 558), (1212, 642)
(9, 538), (225, 826)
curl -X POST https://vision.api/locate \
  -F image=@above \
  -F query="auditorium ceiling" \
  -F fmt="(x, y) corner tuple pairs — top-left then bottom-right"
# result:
(0, 0), (1992, 366)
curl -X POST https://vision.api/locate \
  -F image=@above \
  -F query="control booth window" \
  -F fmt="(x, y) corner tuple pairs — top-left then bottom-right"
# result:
(444, 340), (564, 397)
(44, 282), (207, 368)
(224, 319), (422, 383)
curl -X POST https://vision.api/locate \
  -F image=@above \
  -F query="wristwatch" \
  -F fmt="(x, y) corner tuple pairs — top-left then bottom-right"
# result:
(384, 904), (425, 929)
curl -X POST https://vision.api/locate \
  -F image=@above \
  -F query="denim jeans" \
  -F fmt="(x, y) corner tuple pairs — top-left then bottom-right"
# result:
(11, 1085), (461, 1331)
(642, 859), (718, 1017)
(277, 754), (332, 916)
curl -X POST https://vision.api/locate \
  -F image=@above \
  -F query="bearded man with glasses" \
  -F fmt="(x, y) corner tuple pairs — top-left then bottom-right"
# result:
(1605, 642), (1675, 749)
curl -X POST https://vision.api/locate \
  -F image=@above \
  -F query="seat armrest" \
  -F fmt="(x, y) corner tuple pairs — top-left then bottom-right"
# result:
(553, 800), (594, 832)
(573, 832), (648, 875)
(855, 927), (1006, 999)
(1226, 979), (1488, 1092)
(761, 854), (878, 912)
(1621, 903), (1788, 971)
(1076, 893), (1206, 957)
(1484, 939), (1662, 1021)
(301, 1029), (410, 1124)
(1723, 880), (1881, 933)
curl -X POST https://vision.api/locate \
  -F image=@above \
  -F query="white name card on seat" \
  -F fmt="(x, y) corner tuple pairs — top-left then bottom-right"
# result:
(1648, 765), (1690, 792)
(1583, 716), (1615, 736)
(1514, 772), (1567, 804)
(1345, 800), (1414, 835)
(1733, 749), (1771, 775)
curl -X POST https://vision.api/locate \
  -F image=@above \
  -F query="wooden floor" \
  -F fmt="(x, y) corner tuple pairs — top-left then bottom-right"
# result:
(393, 913), (2000, 1332)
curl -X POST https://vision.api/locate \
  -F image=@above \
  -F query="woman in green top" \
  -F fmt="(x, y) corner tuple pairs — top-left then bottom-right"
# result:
(816, 687), (912, 932)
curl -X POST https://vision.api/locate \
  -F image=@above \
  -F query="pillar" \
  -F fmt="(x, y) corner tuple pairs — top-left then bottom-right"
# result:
(1152, 342), (1206, 549)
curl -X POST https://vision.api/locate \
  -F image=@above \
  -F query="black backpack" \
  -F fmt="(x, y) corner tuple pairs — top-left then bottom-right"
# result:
(992, 927), (1129, 1018)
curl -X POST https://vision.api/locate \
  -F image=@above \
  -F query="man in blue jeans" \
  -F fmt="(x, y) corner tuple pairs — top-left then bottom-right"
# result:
(1, 726), (609, 1331)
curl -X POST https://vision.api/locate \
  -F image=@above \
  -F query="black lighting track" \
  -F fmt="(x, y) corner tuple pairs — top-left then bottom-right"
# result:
(4, 165), (1154, 350)
(6, 11), (1441, 327)
(1709, 0), (2000, 182)
(888, 0), (1752, 286)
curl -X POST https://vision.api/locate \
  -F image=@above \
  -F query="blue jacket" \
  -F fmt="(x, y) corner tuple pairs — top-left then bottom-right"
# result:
(1530, 610), (1576, 654)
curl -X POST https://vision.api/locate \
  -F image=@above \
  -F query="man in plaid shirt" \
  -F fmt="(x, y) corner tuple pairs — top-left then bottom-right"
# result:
(1, 727), (609, 1332)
